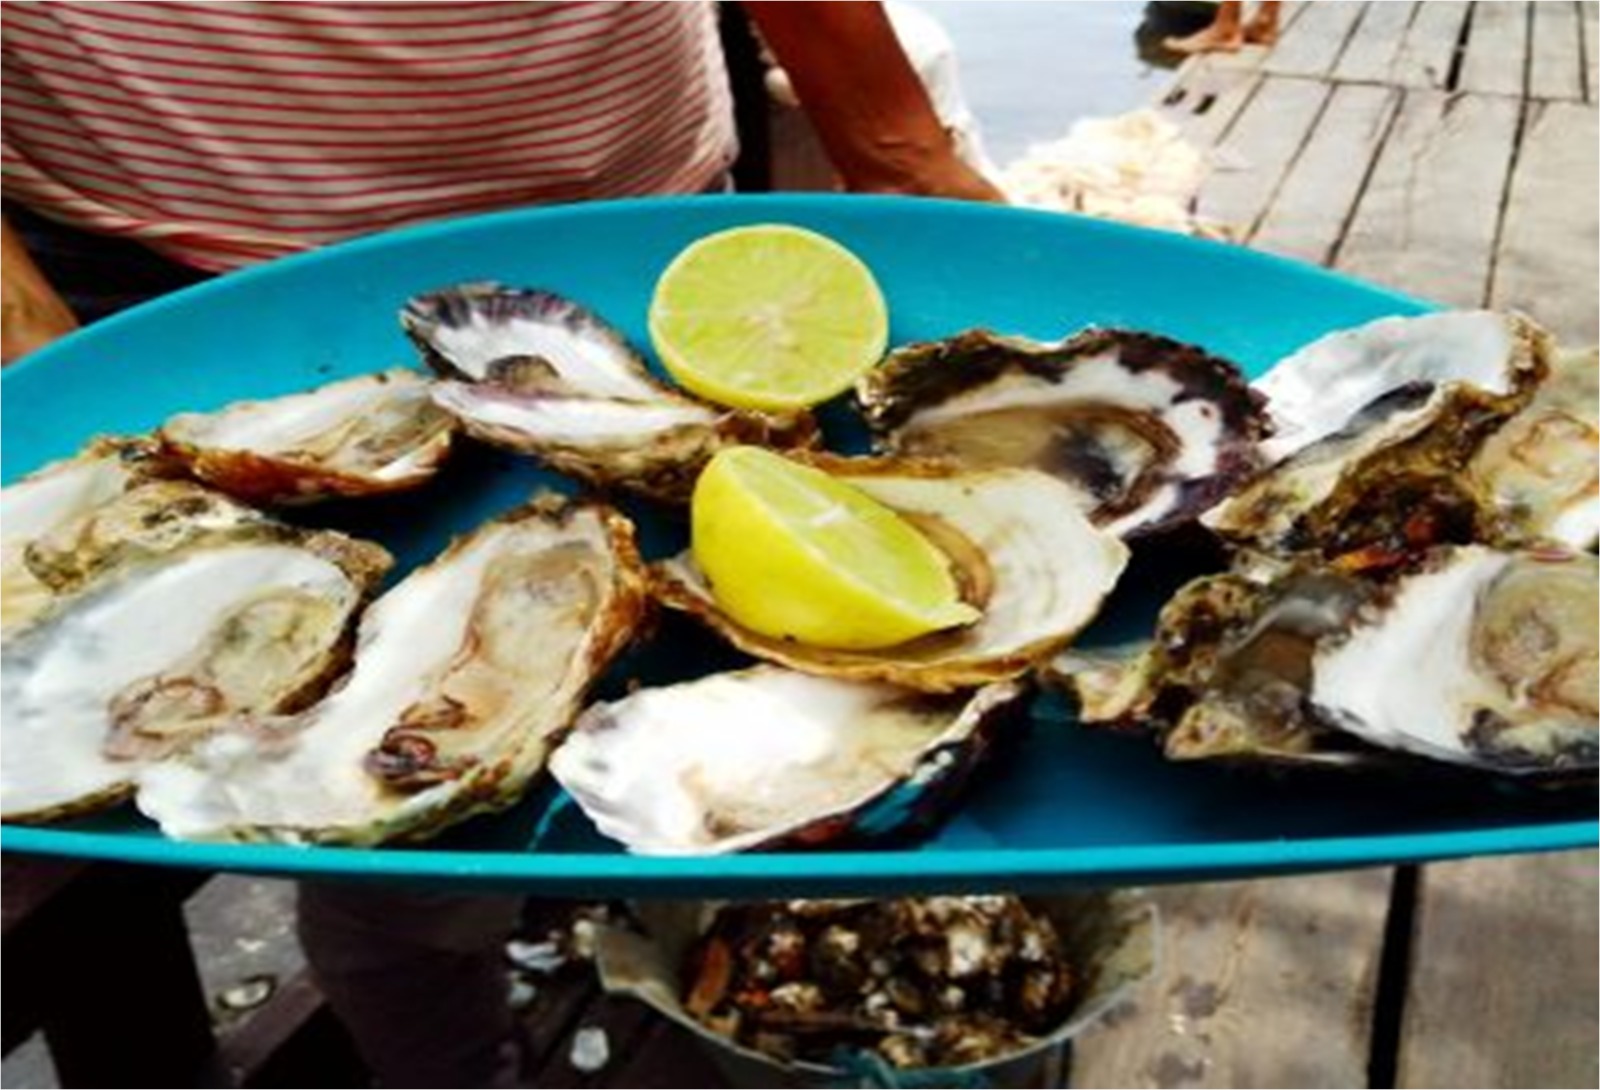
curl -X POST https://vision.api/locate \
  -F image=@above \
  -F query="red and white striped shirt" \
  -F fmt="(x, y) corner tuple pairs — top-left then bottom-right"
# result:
(1, 1), (736, 270)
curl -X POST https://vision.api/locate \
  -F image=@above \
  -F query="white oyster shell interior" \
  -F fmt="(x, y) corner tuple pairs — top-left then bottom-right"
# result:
(1311, 546), (1597, 772)
(550, 667), (1022, 854)
(1, 447), (139, 635)
(136, 499), (647, 845)
(1256, 310), (1537, 464)
(1, 542), (372, 822)
(159, 369), (454, 501)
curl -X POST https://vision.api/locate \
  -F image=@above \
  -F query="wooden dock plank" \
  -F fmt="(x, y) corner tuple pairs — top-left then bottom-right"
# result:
(1337, 90), (1522, 307)
(1391, 1), (1471, 88)
(1396, 851), (1599, 1090)
(1583, 0), (1599, 100)
(1332, 1), (1417, 84)
(1157, 54), (1266, 149)
(1262, 0), (1368, 78)
(1069, 871), (1393, 1089)
(1458, 0), (1531, 96)
(1528, 0), (1587, 100)
(1253, 82), (1400, 263)
(1198, 75), (1331, 235)
(1490, 99), (1600, 343)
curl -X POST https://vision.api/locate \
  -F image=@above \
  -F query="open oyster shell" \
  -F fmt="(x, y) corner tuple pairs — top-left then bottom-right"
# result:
(549, 666), (1027, 854)
(654, 457), (1130, 692)
(1, 506), (392, 824)
(1469, 346), (1599, 550)
(855, 328), (1268, 537)
(137, 495), (652, 845)
(404, 284), (817, 503)
(157, 369), (455, 505)
(1253, 310), (1549, 463)
(1046, 545), (1598, 776)
(1203, 313), (1553, 561)
(0, 438), (165, 635)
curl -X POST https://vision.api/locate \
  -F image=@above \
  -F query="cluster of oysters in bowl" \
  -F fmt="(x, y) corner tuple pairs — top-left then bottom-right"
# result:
(3, 277), (1595, 852)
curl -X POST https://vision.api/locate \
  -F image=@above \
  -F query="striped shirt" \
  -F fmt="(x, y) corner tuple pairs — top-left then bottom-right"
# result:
(1, 1), (737, 271)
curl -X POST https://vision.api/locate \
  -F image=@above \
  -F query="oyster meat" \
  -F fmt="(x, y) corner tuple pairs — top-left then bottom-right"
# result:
(1470, 346), (1599, 550)
(1, 510), (391, 823)
(550, 666), (1026, 854)
(137, 495), (651, 845)
(1, 438), (157, 635)
(1311, 545), (1596, 773)
(157, 369), (455, 505)
(654, 457), (1130, 691)
(404, 284), (817, 503)
(856, 328), (1268, 537)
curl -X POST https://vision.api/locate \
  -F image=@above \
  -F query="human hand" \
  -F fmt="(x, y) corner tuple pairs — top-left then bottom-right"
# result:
(2, 216), (79, 365)
(845, 146), (1007, 203)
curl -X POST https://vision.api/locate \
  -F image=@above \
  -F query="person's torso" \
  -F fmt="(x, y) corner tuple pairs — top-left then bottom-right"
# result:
(2, 1), (735, 269)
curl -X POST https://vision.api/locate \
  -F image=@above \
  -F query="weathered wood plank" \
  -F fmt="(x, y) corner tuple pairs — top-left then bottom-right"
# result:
(1337, 90), (1521, 307)
(1583, 0), (1599, 100)
(1253, 82), (1400, 263)
(1263, 0), (1368, 78)
(1396, 851), (1600, 1090)
(1391, 0), (1471, 88)
(1490, 99), (1600, 343)
(1198, 75), (1331, 235)
(1069, 871), (1393, 1089)
(1156, 55), (1265, 149)
(1458, 0), (1531, 96)
(1528, 0), (1586, 100)
(1332, 1), (1416, 83)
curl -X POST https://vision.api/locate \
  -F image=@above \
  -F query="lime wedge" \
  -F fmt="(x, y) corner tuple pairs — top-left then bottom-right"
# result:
(649, 224), (889, 411)
(690, 447), (979, 650)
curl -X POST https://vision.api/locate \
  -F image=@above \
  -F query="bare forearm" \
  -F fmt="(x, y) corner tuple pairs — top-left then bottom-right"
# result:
(2, 215), (78, 363)
(743, 2), (1001, 200)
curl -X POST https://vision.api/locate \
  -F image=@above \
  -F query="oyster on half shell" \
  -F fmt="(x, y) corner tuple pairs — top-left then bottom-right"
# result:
(1470, 346), (1599, 550)
(1046, 545), (1598, 776)
(856, 328), (1268, 537)
(1203, 312), (1552, 560)
(655, 457), (1130, 692)
(1, 438), (160, 635)
(157, 369), (455, 505)
(404, 285), (818, 503)
(137, 495), (651, 845)
(1, 507), (391, 824)
(549, 666), (1027, 854)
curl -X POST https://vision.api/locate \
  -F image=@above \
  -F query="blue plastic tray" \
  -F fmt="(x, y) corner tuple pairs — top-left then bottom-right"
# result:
(3, 195), (1593, 894)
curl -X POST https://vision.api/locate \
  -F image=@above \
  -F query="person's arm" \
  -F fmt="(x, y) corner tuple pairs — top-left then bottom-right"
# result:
(2, 214), (78, 363)
(742, 2), (1003, 201)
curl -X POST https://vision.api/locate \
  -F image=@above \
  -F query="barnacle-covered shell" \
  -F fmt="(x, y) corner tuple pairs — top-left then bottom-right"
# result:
(654, 457), (1130, 692)
(157, 369), (454, 505)
(549, 666), (1027, 854)
(1470, 346), (1599, 550)
(1, 508), (391, 824)
(403, 285), (817, 503)
(136, 495), (652, 845)
(856, 328), (1268, 537)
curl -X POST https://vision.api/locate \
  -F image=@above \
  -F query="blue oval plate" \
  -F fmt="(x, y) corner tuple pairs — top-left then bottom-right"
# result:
(3, 195), (1593, 895)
